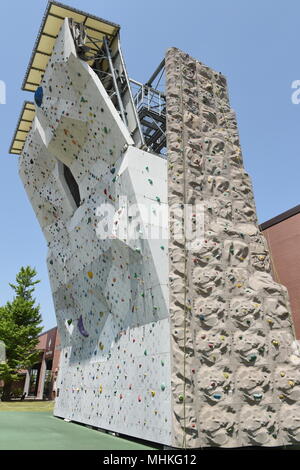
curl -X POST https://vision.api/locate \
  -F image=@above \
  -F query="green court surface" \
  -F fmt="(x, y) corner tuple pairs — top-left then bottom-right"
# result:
(0, 410), (156, 450)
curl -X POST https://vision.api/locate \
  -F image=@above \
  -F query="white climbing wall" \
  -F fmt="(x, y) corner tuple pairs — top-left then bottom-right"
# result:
(19, 20), (172, 446)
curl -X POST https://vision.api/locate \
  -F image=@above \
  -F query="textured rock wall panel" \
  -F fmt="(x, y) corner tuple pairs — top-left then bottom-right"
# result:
(19, 20), (172, 446)
(166, 47), (300, 448)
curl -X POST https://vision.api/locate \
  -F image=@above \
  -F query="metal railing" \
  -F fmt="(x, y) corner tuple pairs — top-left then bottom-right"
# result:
(130, 79), (166, 116)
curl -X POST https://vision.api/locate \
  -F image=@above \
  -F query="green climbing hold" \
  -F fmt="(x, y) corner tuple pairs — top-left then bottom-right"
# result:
(248, 354), (257, 362)
(178, 394), (184, 402)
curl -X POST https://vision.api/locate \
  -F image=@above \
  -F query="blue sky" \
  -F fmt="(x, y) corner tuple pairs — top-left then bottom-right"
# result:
(0, 0), (299, 331)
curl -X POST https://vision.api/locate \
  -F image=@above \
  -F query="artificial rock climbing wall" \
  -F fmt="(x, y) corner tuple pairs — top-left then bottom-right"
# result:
(166, 47), (300, 448)
(19, 20), (172, 446)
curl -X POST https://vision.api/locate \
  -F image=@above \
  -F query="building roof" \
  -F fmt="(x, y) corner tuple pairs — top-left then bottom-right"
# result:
(22, 1), (120, 92)
(38, 326), (58, 338)
(260, 204), (300, 231)
(9, 101), (35, 155)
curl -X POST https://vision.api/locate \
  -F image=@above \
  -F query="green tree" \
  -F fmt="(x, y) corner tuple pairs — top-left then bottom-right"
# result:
(0, 267), (43, 400)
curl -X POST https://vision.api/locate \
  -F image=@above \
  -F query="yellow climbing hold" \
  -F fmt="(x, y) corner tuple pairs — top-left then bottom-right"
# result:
(99, 385), (103, 393)
(288, 380), (295, 387)
(151, 390), (156, 397)
(87, 271), (93, 279)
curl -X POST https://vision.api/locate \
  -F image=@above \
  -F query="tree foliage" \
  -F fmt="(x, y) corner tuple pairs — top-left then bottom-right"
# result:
(0, 267), (43, 400)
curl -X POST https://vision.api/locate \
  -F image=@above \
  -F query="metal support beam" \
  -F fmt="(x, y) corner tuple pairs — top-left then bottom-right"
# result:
(117, 37), (144, 146)
(145, 59), (165, 88)
(103, 37), (126, 124)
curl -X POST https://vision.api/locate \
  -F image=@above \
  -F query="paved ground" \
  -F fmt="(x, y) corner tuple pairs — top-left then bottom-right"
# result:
(0, 403), (156, 450)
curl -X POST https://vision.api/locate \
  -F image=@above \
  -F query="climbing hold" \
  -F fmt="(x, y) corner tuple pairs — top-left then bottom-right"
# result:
(213, 393), (222, 400)
(151, 390), (156, 397)
(248, 354), (257, 362)
(161, 384), (166, 391)
(67, 319), (72, 325)
(178, 394), (184, 402)
(253, 393), (263, 400)
(34, 86), (43, 107)
(77, 315), (89, 337)
(87, 271), (93, 279)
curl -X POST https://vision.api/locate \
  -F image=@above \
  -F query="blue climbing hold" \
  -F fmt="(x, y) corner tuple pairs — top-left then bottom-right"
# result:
(34, 86), (43, 107)
(213, 393), (222, 400)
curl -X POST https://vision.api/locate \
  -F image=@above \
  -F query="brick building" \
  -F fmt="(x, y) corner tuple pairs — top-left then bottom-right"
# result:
(0, 326), (61, 399)
(260, 205), (300, 338)
(22, 327), (61, 400)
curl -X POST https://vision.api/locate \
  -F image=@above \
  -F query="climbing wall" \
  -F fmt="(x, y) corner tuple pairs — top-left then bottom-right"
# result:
(19, 19), (172, 446)
(17, 12), (300, 448)
(166, 47), (300, 448)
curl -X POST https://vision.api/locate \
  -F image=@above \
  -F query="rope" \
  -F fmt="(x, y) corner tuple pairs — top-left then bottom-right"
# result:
(180, 56), (188, 450)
